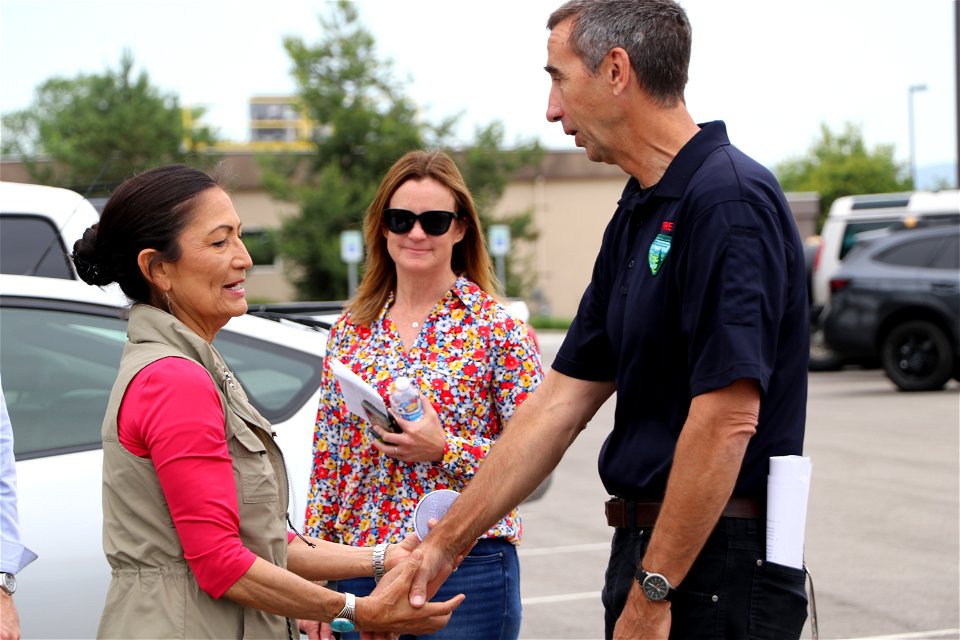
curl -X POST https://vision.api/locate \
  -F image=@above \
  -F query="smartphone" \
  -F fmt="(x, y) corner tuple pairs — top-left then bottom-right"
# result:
(361, 399), (402, 437)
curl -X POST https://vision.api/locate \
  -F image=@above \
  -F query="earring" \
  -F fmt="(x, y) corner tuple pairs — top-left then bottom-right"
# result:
(165, 291), (174, 315)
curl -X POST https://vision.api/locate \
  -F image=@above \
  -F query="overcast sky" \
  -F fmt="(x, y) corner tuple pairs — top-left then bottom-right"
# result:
(1, 0), (956, 185)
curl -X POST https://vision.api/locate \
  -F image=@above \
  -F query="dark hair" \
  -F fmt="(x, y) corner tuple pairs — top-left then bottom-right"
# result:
(71, 164), (219, 304)
(547, 0), (691, 107)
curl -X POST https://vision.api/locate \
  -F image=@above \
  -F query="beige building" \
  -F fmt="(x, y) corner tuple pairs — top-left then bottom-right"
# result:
(0, 152), (818, 319)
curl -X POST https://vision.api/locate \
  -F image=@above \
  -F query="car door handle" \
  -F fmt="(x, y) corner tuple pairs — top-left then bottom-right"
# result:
(930, 281), (958, 293)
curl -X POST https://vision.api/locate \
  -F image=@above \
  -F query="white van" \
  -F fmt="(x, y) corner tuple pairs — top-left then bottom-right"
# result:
(809, 190), (960, 369)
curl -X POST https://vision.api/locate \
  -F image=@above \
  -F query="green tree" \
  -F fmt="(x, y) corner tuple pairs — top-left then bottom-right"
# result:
(1, 50), (217, 193)
(264, 0), (541, 301)
(775, 122), (912, 229)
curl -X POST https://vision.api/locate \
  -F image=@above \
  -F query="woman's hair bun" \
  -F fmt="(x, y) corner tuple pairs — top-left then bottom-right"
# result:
(71, 224), (112, 286)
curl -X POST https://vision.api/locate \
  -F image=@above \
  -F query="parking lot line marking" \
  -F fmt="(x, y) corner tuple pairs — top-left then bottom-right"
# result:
(521, 591), (602, 606)
(518, 542), (609, 557)
(849, 630), (960, 640)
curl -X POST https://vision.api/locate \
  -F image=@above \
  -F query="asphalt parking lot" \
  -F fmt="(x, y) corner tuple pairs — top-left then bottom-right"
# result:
(515, 331), (959, 640)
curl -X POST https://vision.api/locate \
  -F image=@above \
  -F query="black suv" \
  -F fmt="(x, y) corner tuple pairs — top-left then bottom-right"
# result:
(823, 225), (959, 391)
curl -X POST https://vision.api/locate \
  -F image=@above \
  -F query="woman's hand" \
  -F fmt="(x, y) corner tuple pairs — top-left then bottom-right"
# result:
(386, 532), (420, 572)
(371, 393), (445, 463)
(356, 550), (464, 635)
(297, 619), (328, 640)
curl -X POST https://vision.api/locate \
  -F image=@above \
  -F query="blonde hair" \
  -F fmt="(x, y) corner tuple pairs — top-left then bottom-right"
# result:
(348, 150), (498, 325)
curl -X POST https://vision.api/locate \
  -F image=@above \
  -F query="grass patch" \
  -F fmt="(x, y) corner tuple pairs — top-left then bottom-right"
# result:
(529, 315), (573, 331)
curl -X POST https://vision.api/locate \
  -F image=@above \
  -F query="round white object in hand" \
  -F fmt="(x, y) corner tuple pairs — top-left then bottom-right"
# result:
(413, 489), (460, 540)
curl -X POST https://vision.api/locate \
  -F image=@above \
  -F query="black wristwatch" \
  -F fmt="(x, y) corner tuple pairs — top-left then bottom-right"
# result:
(0, 572), (16, 596)
(636, 567), (675, 602)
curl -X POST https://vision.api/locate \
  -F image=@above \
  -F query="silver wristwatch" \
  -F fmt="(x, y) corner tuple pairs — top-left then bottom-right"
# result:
(331, 592), (356, 633)
(636, 567), (675, 602)
(372, 542), (388, 583)
(0, 572), (16, 596)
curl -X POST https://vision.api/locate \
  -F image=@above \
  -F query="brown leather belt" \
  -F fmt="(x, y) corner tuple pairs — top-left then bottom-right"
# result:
(605, 496), (765, 528)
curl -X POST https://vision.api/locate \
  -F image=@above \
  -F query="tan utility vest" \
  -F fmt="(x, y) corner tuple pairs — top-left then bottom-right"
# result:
(98, 305), (292, 639)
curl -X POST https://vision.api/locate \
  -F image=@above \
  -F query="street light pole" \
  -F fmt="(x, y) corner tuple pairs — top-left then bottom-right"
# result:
(908, 83), (928, 189)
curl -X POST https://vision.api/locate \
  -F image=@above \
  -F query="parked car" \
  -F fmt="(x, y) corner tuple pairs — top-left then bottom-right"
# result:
(822, 226), (960, 391)
(0, 181), (101, 280)
(809, 190), (960, 370)
(3, 275), (552, 637)
(1, 274), (328, 639)
(250, 297), (541, 349)
(2, 182), (552, 637)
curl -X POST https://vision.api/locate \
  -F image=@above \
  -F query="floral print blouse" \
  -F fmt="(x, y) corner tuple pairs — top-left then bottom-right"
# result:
(303, 276), (543, 547)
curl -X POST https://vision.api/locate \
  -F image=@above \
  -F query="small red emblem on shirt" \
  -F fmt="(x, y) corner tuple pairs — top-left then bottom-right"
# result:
(661, 221), (674, 232)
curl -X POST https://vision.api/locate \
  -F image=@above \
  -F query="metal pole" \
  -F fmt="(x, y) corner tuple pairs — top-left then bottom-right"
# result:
(348, 263), (357, 295)
(908, 84), (927, 189)
(495, 255), (506, 294)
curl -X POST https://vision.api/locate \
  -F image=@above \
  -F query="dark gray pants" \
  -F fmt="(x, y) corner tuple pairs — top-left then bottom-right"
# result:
(602, 517), (808, 639)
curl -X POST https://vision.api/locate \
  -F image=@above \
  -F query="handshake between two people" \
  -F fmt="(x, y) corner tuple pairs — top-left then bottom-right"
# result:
(300, 525), (473, 640)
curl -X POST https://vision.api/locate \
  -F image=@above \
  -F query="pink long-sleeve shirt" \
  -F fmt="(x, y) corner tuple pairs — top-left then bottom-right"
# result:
(117, 356), (291, 598)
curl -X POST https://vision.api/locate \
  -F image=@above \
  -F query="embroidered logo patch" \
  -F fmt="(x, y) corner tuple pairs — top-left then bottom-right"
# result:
(649, 232), (672, 275)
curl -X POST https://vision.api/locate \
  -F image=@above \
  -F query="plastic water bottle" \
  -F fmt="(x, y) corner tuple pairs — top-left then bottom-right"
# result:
(390, 376), (423, 421)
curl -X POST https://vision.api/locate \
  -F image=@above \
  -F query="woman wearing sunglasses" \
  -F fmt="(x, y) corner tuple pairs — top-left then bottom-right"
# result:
(302, 150), (543, 640)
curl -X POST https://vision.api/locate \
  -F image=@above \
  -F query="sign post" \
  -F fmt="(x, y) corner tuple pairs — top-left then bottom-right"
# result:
(488, 224), (510, 293)
(340, 230), (363, 295)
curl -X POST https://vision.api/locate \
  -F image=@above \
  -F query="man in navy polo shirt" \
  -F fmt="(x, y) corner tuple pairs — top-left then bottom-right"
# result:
(408, 1), (809, 638)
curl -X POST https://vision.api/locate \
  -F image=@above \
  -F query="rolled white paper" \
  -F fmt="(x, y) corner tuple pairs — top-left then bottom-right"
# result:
(766, 455), (812, 569)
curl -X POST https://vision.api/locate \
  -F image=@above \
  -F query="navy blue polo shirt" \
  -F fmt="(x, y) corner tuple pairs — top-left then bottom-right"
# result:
(553, 121), (808, 499)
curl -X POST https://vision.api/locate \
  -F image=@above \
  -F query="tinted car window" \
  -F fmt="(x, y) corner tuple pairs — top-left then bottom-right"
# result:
(841, 221), (900, 259)
(876, 236), (947, 268)
(929, 234), (959, 270)
(0, 304), (126, 458)
(213, 330), (323, 423)
(0, 215), (74, 279)
(1, 299), (323, 459)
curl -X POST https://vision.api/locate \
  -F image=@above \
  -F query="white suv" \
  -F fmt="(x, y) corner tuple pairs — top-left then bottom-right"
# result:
(1, 274), (328, 639)
(0, 181), (101, 280)
(809, 190), (960, 370)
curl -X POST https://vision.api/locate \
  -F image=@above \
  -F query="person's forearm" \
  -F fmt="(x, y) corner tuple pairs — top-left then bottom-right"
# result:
(224, 556), (344, 622)
(641, 379), (759, 584)
(423, 371), (615, 558)
(286, 536), (374, 582)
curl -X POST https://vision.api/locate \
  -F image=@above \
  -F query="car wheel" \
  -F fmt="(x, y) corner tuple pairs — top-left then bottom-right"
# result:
(809, 323), (843, 371)
(881, 320), (953, 391)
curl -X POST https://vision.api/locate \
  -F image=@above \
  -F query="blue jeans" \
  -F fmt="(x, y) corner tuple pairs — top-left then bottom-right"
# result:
(601, 517), (808, 639)
(336, 538), (521, 640)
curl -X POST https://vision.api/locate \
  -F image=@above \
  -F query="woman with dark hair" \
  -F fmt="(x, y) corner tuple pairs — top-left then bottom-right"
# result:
(303, 150), (543, 640)
(73, 164), (462, 639)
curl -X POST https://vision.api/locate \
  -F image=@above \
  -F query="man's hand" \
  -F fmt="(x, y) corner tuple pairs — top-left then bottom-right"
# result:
(1, 591), (21, 640)
(407, 539), (460, 608)
(613, 582), (671, 640)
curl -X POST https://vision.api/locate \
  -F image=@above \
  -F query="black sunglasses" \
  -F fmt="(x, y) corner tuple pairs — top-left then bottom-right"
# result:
(383, 208), (458, 236)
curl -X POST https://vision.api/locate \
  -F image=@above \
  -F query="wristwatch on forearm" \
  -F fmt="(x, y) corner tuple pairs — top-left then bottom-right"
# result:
(0, 572), (16, 596)
(372, 542), (388, 583)
(636, 567), (675, 602)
